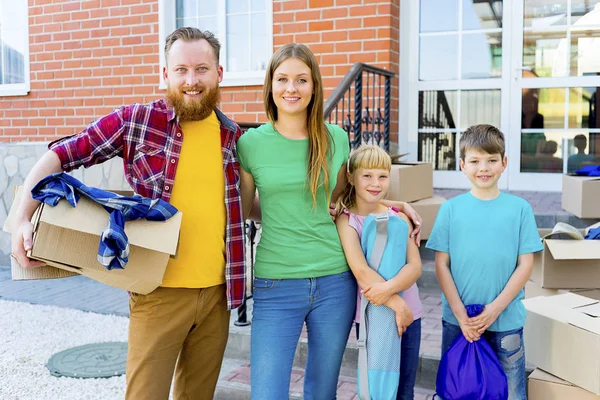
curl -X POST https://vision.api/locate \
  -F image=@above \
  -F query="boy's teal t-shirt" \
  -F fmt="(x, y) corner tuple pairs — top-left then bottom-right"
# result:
(425, 192), (543, 331)
(236, 122), (350, 279)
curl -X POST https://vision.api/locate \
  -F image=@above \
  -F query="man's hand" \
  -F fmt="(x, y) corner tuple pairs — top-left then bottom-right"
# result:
(11, 219), (45, 269)
(466, 303), (502, 334)
(362, 281), (393, 306)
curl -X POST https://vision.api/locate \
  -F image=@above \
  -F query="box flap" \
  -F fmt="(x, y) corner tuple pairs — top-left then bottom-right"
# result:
(529, 369), (573, 386)
(523, 293), (598, 323)
(38, 195), (182, 255)
(566, 174), (600, 182)
(545, 239), (600, 260)
(390, 153), (410, 162)
(410, 195), (446, 206)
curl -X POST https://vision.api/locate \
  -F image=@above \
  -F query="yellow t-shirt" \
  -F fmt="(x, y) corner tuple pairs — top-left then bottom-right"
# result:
(161, 111), (226, 288)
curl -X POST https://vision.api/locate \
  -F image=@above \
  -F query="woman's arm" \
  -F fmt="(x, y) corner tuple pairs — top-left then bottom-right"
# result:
(240, 169), (259, 220)
(380, 199), (423, 245)
(330, 164), (348, 203)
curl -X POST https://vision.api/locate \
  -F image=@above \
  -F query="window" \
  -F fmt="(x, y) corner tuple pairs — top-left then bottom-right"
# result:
(0, 0), (30, 96)
(159, 0), (273, 87)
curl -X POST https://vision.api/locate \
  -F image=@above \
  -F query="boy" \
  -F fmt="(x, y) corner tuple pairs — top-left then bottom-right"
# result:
(426, 124), (543, 400)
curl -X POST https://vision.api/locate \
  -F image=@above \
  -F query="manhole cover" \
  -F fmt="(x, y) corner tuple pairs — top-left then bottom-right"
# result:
(47, 342), (127, 379)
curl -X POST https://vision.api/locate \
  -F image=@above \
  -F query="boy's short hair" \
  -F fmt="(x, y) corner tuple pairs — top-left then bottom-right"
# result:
(459, 124), (505, 160)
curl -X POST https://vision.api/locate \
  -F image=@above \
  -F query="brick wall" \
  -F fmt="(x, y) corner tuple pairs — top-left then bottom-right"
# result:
(0, 0), (399, 144)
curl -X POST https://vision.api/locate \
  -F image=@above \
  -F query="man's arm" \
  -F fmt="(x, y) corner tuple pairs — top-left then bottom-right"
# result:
(435, 251), (480, 342)
(466, 253), (534, 334)
(11, 151), (63, 268)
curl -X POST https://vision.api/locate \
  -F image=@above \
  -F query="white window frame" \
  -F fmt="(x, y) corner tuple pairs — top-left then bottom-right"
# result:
(400, 0), (510, 190)
(158, 0), (273, 89)
(0, 1), (30, 96)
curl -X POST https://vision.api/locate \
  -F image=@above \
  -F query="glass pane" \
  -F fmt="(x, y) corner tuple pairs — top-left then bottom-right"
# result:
(569, 86), (599, 128)
(227, 14), (250, 72)
(420, 0), (458, 32)
(419, 35), (458, 80)
(418, 90), (458, 129)
(418, 131), (458, 171)
(460, 90), (501, 128)
(565, 132), (600, 172)
(250, 13), (267, 71)
(461, 32), (502, 78)
(522, 87), (565, 129)
(524, 0), (568, 28)
(570, 29), (600, 76)
(520, 131), (565, 173)
(0, 0), (26, 84)
(523, 30), (567, 77)
(463, 0), (503, 30)
(176, 0), (195, 17)
(571, 0), (600, 25)
(227, 0), (248, 13)
(177, 0), (217, 17)
(251, 0), (265, 12)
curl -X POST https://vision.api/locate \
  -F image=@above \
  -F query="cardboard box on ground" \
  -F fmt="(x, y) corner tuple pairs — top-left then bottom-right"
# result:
(523, 290), (600, 395)
(528, 369), (600, 400)
(530, 224), (600, 290)
(406, 195), (446, 240)
(2, 186), (182, 294)
(562, 174), (600, 218)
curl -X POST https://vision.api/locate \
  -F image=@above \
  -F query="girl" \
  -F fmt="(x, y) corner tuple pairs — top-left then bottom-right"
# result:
(336, 145), (423, 400)
(237, 44), (422, 400)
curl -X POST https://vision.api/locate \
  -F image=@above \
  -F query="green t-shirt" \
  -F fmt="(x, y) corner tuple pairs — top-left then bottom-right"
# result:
(237, 122), (350, 279)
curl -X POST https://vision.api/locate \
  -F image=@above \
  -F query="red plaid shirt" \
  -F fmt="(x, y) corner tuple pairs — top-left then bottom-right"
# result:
(49, 99), (246, 310)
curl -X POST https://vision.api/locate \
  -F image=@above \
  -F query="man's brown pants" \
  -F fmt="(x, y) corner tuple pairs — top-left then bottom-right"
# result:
(125, 285), (230, 400)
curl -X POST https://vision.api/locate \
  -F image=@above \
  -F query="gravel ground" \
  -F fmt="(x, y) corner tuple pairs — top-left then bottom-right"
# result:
(0, 300), (128, 400)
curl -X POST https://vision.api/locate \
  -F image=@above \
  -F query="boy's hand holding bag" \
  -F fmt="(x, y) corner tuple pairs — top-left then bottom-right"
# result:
(435, 304), (508, 400)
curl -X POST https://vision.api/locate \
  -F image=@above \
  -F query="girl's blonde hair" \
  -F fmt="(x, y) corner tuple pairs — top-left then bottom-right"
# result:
(336, 145), (392, 215)
(263, 43), (331, 207)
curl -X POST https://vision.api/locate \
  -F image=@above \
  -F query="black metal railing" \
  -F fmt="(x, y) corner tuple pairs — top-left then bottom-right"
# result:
(324, 63), (395, 151)
(417, 90), (457, 171)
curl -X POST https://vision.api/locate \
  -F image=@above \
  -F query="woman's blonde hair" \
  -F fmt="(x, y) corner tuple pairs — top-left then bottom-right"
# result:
(263, 43), (331, 207)
(335, 145), (392, 215)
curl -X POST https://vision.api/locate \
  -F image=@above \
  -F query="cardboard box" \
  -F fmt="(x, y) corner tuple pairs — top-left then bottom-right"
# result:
(525, 279), (569, 298)
(3, 187), (182, 294)
(562, 174), (600, 218)
(523, 291), (600, 394)
(408, 195), (446, 240)
(531, 227), (600, 289)
(528, 369), (600, 400)
(386, 161), (433, 203)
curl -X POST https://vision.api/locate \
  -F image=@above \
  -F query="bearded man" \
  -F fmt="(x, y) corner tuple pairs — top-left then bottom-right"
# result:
(10, 27), (245, 400)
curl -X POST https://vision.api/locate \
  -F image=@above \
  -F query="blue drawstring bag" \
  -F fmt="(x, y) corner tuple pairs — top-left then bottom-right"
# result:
(574, 165), (600, 176)
(435, 304), (508, 400)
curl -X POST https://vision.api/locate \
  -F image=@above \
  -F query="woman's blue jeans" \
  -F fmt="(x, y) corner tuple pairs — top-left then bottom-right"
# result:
(250, 270), (357, 400)
(441, 321), (527, 400)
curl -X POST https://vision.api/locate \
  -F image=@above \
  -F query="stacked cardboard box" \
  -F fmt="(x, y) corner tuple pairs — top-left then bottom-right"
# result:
(385, 156), (445, 240)
(3, 187), (182, 294)
(524, 223), (600, 398)
(562, 174), (600, 218)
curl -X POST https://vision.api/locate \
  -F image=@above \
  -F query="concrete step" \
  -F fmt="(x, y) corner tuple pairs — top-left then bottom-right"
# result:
(214, 357), (437, 400)
(224, 291), (442, 392)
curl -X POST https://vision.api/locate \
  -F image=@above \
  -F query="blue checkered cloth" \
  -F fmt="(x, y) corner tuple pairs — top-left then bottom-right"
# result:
(31, 172), (178, 270)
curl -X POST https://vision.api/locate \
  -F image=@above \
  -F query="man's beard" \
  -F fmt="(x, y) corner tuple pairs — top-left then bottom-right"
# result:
(166, 82), (220, 122)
